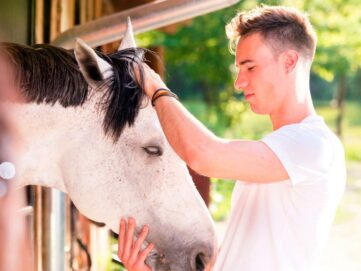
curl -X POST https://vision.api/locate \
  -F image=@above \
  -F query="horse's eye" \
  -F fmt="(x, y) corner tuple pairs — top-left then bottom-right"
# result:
(143, 146), (163, 156)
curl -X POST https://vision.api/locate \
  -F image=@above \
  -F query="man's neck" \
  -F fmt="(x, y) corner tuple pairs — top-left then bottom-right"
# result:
(270, 90), (316, 131)
(270, 63), (316, 130)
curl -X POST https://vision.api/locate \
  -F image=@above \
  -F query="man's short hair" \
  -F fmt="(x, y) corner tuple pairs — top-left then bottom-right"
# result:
(226, 5), (317, 60)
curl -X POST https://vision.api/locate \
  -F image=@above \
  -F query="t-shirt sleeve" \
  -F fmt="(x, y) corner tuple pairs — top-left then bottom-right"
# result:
(261, 124), (334, 186)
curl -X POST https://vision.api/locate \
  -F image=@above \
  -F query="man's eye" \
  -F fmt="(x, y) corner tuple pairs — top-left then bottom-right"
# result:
(142, 146), (163, 156)
(248, 66), (255, 71)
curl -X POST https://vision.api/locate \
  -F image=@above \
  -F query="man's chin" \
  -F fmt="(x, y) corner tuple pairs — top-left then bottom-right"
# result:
(249, 105), (268, 115)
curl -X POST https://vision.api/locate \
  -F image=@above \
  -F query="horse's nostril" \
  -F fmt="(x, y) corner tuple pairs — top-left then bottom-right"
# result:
(190, 243), (214, 271)
(195, 253), (206, 271)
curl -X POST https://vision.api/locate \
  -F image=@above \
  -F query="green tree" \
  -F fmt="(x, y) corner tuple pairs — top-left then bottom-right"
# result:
(137, 3), (248, 131)
(288, 0), (361, 136)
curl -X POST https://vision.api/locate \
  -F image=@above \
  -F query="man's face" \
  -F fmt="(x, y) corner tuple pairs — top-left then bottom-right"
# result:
(234, 33), (287, 115)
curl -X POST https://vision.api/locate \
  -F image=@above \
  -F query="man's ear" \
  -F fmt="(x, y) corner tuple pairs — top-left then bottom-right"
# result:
(74, 38), (113, 89)
(281, 50), (299, 74)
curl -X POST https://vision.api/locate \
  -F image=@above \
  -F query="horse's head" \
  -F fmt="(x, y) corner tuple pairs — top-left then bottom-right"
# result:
(65, 21), (217, 270)
(0, 19), (217, 270)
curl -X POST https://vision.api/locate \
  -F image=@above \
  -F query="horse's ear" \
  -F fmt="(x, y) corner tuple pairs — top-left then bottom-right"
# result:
(74, 38), (113, 89)
(118, 17), (137, 51)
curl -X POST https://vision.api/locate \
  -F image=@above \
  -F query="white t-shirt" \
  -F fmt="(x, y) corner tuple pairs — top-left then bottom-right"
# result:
(213, 115), (346, 271)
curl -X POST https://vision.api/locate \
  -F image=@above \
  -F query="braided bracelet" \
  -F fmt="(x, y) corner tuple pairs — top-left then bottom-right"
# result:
(151, 88), (179, 106)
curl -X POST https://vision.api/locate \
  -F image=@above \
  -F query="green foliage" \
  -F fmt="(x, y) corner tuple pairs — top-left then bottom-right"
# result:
(137, 3), (245, 126)
(300, 0), (361, 79)
(312, 101), (361, 162)
(108, 236), (125, 271)
(161, 9), (235, 100)
(137, 8), (236, 95)
(348, 69), (361, 100)
(310, 73), (336, 100)
(278, 0), (361, 101)
(210, 179), (235, 221)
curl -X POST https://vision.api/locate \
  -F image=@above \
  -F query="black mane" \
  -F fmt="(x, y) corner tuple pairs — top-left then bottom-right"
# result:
(0, 42), (146, 141)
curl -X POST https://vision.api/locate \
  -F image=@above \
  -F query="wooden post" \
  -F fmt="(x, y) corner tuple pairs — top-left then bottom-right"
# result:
(35, 0), (44, 44)
(33, 1), (76, 271)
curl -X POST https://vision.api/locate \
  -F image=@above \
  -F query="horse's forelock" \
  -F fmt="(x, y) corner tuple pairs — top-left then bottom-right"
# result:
(97, 48), (147, 141)
(0, 43), (148, 142)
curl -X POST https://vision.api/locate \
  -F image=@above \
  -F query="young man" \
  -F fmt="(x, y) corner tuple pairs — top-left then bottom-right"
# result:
(118, 5), (346, 271)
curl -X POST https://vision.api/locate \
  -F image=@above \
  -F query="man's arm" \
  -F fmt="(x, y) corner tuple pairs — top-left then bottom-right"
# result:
(154, 96), (288, 183)
(140, 64), (289, 183)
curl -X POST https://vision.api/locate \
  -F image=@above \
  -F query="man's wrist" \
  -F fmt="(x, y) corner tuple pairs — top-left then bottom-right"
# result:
(148, 84), (167, 98)
(151, 88), (179, 106)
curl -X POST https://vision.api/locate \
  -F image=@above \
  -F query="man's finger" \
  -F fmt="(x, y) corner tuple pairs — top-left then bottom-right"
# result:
(118, 218), (126, 258)
(123, 217), (136, 260)
(138, 243), (154, 263)
(131, 225), (149, 256)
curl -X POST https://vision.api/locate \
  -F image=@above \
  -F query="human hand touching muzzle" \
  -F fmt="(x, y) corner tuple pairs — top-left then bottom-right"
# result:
(118, 217), (154, 271)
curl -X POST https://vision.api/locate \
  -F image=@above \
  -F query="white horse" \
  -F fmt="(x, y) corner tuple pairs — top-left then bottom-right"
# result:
(0, 21), (217, 271)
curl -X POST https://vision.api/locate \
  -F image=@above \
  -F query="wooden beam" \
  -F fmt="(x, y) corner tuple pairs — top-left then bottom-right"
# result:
(60, 0), (75, 32)
(35, 0), (44, 43)
(50, 0), (75, 42)
(50, 0), (60, 41)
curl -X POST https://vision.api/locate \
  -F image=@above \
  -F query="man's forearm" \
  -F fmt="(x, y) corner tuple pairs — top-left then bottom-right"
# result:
(153, 96), (217, 172)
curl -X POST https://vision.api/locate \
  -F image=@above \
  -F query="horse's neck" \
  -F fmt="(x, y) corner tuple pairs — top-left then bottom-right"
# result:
(5, 101), (96, 191)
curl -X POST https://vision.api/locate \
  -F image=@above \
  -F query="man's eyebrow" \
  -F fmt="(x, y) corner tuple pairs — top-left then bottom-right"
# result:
(238, 59), (254, 66)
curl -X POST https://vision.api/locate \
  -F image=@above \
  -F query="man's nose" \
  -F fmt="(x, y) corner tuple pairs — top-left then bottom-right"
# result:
(234, 73), (248, 90)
